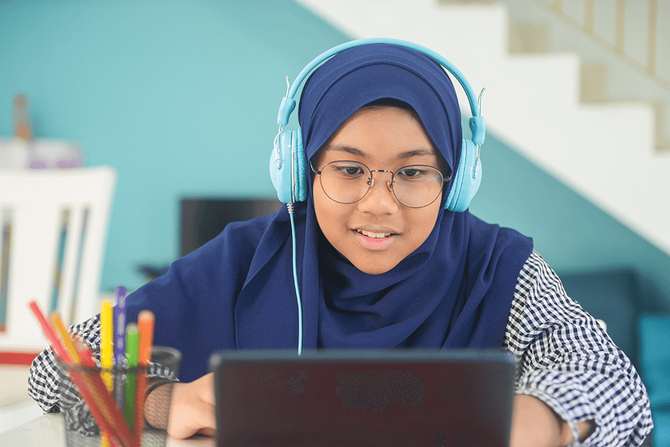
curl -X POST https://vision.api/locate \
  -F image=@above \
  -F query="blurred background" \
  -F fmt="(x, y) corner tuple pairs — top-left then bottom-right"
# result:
(0, 0), (667, 296)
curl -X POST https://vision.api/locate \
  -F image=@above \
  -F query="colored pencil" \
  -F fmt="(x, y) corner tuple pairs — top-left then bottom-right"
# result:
(114, 286), (127, 413)
(100, 300), (114, 447)
(137, 310), (154, 367)
(124, 324), (139, 430)
(27, 301), (72, 366)
(27, 301), (128, 447)
(75, 339), (138, 447)
(114, 286), (128, 364)
(134, 311), (155, 444)
(100, 300), (114, 382)
(49, 312), (79, 363)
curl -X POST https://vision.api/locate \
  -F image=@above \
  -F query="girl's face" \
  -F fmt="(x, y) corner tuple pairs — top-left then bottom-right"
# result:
(312, 106), (446, 275)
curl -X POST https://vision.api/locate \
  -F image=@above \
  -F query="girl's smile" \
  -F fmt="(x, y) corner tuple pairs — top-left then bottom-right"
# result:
(353, 227), (399, 250)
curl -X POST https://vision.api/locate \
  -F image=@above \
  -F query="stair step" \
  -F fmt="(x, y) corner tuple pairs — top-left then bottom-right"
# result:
(580, 62), (609, 103)
(437, 0), (494, 3)
(509, 23), (550, 54)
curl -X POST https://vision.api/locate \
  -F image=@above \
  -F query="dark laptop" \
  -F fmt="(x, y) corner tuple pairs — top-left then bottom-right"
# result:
(208, 350), (516, 447)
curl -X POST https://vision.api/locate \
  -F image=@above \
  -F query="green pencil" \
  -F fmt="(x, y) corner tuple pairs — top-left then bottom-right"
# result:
(124, 323), (139, 431)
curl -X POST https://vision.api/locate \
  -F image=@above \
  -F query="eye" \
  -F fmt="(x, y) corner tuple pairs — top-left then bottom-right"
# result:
(330, 163), (366, 178)
(396, 167), (430, 180)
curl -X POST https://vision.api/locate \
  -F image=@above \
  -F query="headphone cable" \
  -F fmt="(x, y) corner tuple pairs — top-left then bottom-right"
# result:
(286, 203), (303, 355)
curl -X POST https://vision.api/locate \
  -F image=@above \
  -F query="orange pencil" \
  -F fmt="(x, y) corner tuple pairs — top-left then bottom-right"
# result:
(138, 311), (155, 366)
(134, 310), (155, 445)
(49, 312), (80, 363)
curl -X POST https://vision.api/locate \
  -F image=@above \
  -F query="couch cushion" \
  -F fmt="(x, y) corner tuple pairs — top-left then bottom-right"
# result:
(639, 314), (670, 410)
(560, 269), (640, 366)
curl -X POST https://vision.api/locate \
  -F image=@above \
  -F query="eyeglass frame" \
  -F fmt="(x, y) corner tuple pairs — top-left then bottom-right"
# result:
(310, 160), (452, 209)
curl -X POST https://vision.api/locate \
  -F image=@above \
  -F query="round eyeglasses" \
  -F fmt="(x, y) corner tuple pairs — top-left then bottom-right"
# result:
(311, 160), (451, 208)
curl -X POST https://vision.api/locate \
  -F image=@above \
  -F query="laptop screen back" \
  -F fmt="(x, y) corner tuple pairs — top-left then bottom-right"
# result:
(209, 350), (515, 447)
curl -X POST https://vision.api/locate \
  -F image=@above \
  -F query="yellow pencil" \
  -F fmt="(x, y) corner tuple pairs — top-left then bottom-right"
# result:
(100, 300), (114, 447)
(100, 300), (114, 385)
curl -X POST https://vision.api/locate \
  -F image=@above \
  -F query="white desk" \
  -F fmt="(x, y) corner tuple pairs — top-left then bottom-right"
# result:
(0, 413), (215, 447)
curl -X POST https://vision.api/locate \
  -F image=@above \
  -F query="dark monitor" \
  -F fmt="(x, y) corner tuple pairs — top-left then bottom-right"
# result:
(209, 349), (516, 447)
(180, 198), (283, 257)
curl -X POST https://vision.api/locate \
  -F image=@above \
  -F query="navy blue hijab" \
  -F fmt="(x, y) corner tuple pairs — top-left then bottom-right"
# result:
(128, 43), (534, 381)
(237, 43), (533, 350)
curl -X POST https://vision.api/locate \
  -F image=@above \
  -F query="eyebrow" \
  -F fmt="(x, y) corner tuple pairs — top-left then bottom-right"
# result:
(396, 148), (437, 159)
(325, 145), (366, 157)
(325, 145), (438, 160)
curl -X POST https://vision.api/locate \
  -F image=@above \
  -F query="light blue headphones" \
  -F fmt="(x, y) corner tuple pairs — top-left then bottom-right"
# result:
(270, 38), (485, 212)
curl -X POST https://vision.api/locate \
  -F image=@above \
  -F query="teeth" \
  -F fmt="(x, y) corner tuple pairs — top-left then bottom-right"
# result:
(358, 229), (391, 239)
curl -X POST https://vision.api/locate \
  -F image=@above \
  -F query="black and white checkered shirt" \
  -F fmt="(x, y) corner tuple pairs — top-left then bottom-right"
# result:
(28, 251), (652, 446)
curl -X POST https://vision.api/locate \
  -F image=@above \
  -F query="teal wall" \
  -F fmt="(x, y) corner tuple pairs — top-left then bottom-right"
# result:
(0, 0), (347, 290)
(468, 133), (670, 307)
(1, 0), (669, 303)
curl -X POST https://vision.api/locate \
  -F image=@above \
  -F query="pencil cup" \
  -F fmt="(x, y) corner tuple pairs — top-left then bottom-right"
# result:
(57, 346), (182, 447)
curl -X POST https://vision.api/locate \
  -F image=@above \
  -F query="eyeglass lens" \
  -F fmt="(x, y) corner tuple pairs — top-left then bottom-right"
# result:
(318, 161), (445, 208)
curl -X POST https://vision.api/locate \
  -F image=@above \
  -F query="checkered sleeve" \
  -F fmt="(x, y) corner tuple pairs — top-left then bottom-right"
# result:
(27, 316), (101, 414)
(503, 251), (653, 446)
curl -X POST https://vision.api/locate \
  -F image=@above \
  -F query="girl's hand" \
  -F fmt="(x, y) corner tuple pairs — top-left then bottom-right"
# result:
(145, 372), (216, 439)
(168, 372), (216, 439)
(511, 394), (594, 447)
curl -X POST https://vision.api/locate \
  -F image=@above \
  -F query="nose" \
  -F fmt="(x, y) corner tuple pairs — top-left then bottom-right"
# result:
(357, 171), (399, 214)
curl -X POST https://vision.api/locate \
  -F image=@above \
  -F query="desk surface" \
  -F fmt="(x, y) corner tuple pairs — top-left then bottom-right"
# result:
(0, 413), (215, 447)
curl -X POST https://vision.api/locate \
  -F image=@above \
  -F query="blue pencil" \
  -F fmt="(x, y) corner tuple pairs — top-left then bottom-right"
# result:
(113, 286), (127, 412)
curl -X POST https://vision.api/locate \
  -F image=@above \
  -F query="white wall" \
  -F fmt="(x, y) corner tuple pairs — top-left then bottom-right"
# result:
(295, 0), (670, 259)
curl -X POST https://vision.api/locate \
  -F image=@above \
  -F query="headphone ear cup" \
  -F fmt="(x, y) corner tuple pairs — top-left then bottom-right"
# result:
(269, 129), (308, 204)
(444, 139), (482, 212)
(270, 130), (295, 204)
(294, 130), (307, 202)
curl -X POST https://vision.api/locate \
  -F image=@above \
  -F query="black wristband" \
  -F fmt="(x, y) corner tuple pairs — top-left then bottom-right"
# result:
(145, 378), (174, 397)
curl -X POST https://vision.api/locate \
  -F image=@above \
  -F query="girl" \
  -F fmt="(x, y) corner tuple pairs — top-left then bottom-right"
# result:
(29, 40), (652, 447)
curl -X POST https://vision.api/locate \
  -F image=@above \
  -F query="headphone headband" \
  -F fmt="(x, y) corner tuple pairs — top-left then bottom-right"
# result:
(276, 38), (485, 146)
(270, 38), (485, 212)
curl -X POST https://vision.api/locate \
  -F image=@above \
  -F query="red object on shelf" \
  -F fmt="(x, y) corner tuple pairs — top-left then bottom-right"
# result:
(0, 351), (41, 365)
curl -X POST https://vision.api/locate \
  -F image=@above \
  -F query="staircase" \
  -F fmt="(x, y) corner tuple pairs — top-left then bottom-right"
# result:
(294, 0), (670, 257)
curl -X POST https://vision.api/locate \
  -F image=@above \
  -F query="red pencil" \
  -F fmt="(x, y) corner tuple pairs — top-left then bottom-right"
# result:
(27, 301), (135, 447)
(75, 339), (139, 447)
(27, 301), (73, 363)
